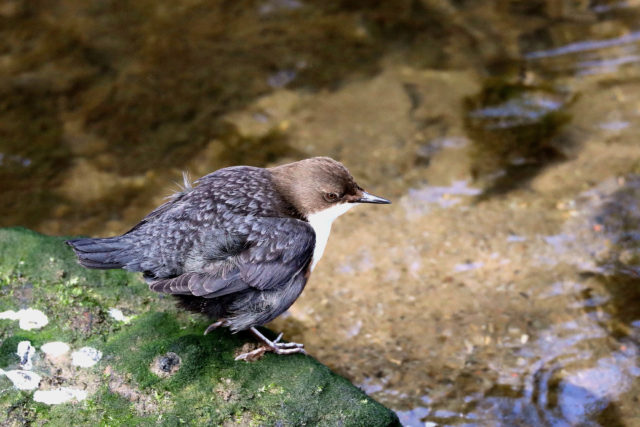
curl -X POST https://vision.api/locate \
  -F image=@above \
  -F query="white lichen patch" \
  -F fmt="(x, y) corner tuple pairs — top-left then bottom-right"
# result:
(108, 308), (133, 323)
(0, 369), (42, 390)
(33, 387), (88, 405)
(0, 311), (20, 321)
(17, 341), (35, 370)
(41, 341), (71, 358)
(0, 308), (49, 330)
(71, 347), (102, 367)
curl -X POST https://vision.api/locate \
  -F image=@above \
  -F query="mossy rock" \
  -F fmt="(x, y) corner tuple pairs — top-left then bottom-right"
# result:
(0, 227), (399, 426)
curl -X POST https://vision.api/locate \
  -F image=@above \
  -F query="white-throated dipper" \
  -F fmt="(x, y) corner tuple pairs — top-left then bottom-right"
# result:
(67, 157), (390, 360)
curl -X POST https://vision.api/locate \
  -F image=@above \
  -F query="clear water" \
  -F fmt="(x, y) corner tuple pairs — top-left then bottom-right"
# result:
(3, 1), (640, 425)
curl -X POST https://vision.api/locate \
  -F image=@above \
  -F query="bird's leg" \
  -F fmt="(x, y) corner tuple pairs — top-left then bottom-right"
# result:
(234, 327), (306, 361)
(204, 320), (227, 335)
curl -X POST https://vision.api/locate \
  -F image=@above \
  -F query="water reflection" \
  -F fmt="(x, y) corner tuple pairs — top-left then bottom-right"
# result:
(392, 174), (640, 425)
(524, 31), (640, 60)
(4, 0), (640, 425)
(469, 92), (565, 129)
(399, 287), (638, 426)
(403, 181), (481, 215)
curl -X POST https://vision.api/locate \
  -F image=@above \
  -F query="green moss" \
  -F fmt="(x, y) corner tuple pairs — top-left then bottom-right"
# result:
(0, 227), (130, 286)
(22, 386), (160, 427)
(99, 311), (399, 425)
(0, 227), (399, 426)
(0, 227), (154, 344)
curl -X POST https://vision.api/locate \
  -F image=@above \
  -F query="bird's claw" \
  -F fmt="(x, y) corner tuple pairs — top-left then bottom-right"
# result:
(270, 340), (306, 352)
(235, 327), (307, 361)
(203, 320), (227, 335)
(271, 332), (304, 349)
(235, 343), (306, 361)
(271, 341), (305, 349)
(235, 346), (268, 361)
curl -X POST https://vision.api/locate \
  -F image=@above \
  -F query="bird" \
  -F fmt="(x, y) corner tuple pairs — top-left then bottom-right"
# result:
(66, 157), (390, 360)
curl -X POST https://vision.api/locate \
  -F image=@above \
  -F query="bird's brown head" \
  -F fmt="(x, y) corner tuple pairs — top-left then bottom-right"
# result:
(270, 157), (390, 218)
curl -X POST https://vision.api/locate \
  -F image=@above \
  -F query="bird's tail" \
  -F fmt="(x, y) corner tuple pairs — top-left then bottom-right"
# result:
(66, 236), (132, 270)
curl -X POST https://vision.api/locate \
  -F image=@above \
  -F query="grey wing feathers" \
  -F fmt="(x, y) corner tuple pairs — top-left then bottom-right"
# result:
(240, 217), (315, 290)
(149, 217), (315, 298)
(150, 272), (247, 298)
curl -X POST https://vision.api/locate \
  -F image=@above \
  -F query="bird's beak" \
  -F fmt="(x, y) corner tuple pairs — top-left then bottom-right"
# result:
(352, 191), (391, 204)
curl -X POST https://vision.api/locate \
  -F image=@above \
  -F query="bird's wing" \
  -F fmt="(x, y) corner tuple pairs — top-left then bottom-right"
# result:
(149, 217), (315, 298)
(119, 166), (286, 278)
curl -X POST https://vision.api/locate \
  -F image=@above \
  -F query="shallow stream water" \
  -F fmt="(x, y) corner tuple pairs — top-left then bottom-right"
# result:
(3, 1), (640, 425)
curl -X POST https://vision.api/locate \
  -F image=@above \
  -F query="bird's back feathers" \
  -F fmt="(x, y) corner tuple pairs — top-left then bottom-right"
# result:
(66, 166), (316, 331)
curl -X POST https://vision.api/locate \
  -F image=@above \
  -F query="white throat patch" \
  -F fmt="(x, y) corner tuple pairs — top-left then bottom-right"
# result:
(307, 203), (356, 271)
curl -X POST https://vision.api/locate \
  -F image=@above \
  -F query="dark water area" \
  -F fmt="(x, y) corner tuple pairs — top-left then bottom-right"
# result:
(3, 0), (640, 425)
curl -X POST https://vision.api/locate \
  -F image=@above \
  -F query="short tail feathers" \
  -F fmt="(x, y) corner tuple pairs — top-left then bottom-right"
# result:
(66, 236), (132, 270)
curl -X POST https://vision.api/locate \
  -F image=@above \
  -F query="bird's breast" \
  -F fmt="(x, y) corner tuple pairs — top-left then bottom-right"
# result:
(306, 203), (356, 271)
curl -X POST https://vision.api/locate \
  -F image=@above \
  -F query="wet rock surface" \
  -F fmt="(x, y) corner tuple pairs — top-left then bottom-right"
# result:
(0, 228), (399, 426)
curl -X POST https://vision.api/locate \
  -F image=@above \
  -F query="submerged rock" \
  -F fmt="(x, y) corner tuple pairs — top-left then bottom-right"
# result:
(0, 227), (399, 426)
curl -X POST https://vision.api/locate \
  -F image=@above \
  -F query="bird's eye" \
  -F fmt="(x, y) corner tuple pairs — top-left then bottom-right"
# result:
(324, 192), (339, 202)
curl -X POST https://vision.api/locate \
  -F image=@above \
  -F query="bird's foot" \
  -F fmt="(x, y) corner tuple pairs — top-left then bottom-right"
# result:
(234, 327), (306, 361)
(234, 345), (268, 361)
(270, 332), (306, 349)
(204, 320), (228, 335)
